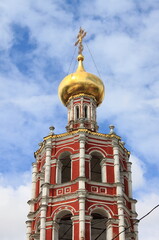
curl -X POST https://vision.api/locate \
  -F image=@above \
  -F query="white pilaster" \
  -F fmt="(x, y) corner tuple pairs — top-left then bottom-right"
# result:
(31, 162), (37, 199)
(52, 220), (59, 240)
(101, 158), (107, 183)
(106, 219), (113, 240)
(88, 105), (91, 121)
(134, 221), (139, 240)
(113, 141), (120, 183)
(70, 99), (74, 121)
(79, 195), (85, 239)
(127, 162), (132, 198)
(113, 140), (123, 196)
(26, 220), (32, 240)
(117, 199), (125, 240)
(90, 101), (93, 121)
(79, 134), (85, 178)
(45, 141), (52, 184)
(81, 97), (84, 118)
(40, 205), (47, 240)
(56, 160), (62, 184)
(79, 133), (86, 239)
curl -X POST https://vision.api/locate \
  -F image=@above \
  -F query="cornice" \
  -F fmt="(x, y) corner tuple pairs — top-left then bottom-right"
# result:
(35, 129), (130, 156)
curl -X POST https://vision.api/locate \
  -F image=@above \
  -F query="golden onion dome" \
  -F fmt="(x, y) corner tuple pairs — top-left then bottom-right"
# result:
(58, 54), (105, 106)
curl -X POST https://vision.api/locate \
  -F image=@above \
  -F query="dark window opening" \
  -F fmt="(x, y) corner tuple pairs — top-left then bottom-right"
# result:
(59, 152), (71, 184)
(84, 105), (88, 118)
(91, 213), (107, 240)
(59, 214), (72, 240)
(91, 153), (102, 182)
(76, 106), (79, 119)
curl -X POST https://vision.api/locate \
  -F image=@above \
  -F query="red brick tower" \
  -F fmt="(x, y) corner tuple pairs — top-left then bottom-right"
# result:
(26, 29), (138, 240)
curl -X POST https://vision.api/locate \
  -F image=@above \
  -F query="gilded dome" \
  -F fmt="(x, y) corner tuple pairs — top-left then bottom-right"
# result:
(58, 54), (105, 106)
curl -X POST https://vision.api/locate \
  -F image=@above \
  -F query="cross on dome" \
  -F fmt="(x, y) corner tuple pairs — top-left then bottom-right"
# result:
(75, 27), (87, 55)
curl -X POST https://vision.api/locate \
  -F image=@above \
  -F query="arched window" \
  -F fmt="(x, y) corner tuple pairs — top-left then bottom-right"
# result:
(84, 105), (88, 119)
(53, 210), (73, 240)
(90, 152), (103, 182)
(59, 214), (72, 239)
(76, 106), (80, 120)
(91, 210), (108, 240)
(57, 152), (71, 184)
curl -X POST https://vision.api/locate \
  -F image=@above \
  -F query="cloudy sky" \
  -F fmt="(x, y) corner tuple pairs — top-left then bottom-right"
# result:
(0, 0), (159, 239)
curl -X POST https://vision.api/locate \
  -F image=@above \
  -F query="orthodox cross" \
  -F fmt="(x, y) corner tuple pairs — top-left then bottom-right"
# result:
(75, 28), (87, 55)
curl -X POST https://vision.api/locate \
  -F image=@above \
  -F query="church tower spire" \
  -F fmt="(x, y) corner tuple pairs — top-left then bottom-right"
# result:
(26, 29), (138, 240)
(58, 28), (104, 132)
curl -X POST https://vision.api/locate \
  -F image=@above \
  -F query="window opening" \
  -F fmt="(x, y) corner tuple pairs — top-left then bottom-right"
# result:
(91, 213), (107, 240)
(61, 158), (71, 183)
(76, 106), (79, 119)
(91, 153), (102, 182)
(59, 214), (72, 240)
(84, 105), (88, 118)
(59, 152), (71, 184)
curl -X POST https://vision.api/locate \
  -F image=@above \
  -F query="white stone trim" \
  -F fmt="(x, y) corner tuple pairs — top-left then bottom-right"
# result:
(79, 197), (85, 239)
(79, 134), (85, 178)
(26, 220), (32, 240)
(127, 162), (132, 198)
(117, 200), (125, 240)
(56, 160), (62, 184)
(44, 141), (52, 184)
(52, 220), (59, 240)
(31, 162), (37, 199)
(101, 158), (107, 183)
(40, 205), (47, 240)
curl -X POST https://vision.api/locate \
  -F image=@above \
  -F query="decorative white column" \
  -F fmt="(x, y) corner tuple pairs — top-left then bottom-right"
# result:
(113, 139), (125, 240)
(56, 160), (62, 184)
(31, 162), (37, 199)
(68, 107), (70, 122)
(79, 194), (86, 240)
(117, 200), (125, 240)
(90, 100), (93, 121)
(134, 221), (139, 240)
(113, 140), (122, 194)
(42, 143), (52, 198)
(52, 220), (59, 240)
(106, 219), (113, 240)
(74, 105), (76, 120)
(127, 162), (132, 198)
(39, 138), (52, 240)
(81, 97), (84, 118)
(131, 201), (138, 240)
(29, 162), (38, 213)
(26, 220), (32, 240)
(88, 105), (91, 121)
(79, 134), (85, 179)
(79, 133), (86, 239)
(40, 205), (47, 240)
(45, 141), (52, 183)
(101, 158), (107, 183)
(113, 143), (120, 182)
(70, 99), (74, 121)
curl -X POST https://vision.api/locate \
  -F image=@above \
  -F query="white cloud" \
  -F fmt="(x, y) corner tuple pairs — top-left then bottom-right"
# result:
(81, 0), (135, 17)
(130, 155), (146, 190)
(137, 193), (159, 240)
(0, 172), (31, 240)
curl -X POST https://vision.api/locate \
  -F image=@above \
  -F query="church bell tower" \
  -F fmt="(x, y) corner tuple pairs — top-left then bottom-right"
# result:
(26, 29), (138, 240)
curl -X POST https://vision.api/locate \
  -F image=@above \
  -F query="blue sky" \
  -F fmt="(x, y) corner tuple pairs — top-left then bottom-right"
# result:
(0, 0), (159, 239)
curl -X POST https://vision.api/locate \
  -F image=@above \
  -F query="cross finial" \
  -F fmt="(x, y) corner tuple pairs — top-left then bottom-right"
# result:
(75, 27), (87, 55)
